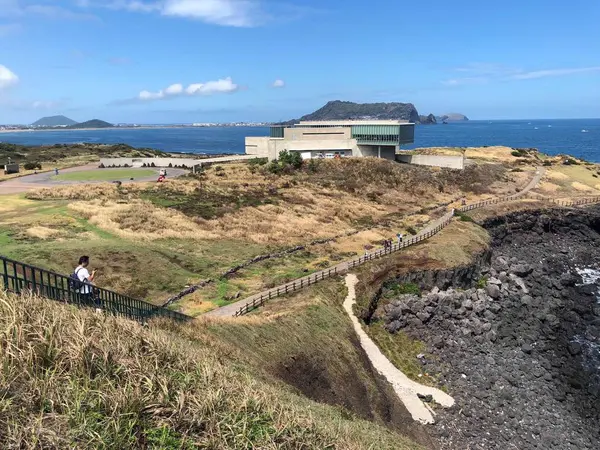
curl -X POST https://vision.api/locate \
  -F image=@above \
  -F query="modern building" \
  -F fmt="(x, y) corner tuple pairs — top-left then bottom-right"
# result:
(245, 120), (415, 161)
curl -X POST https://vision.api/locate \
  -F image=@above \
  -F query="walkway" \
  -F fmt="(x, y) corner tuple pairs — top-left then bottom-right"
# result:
(0, 165), (188, 194)
(343, 274), (454, 424)
(205, 168), (546, 318)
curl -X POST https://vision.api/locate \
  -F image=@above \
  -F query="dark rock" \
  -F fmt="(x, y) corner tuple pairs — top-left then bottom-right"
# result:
(567, 341), (582, 356)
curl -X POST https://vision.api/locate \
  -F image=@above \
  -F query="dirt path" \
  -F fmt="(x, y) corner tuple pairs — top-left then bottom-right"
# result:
(0, 165), (188, 195)
(342, 273), (454, 424)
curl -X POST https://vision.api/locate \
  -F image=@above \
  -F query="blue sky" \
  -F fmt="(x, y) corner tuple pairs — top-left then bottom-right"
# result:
(1, 0), (599, 124)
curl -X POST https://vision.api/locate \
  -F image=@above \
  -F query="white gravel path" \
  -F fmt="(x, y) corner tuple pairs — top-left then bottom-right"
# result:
(343, 273), (455, 424)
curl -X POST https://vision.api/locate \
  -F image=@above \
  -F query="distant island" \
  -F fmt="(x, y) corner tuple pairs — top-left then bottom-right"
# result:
(31, 115), (78, 127)
(282, 100), (466, 125)
(436, 113), (469, 122)
(67, 119), (114, 129)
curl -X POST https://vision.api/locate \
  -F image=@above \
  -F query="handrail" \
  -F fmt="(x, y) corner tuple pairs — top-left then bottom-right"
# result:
(0, 255), (191, 323)
(231, 168), (600, 317)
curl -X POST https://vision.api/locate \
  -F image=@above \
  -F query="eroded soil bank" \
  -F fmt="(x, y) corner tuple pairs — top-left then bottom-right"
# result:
(378, 206), (600, 449)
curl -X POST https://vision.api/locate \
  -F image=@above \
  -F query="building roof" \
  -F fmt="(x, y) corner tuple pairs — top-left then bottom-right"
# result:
(297, 119), (411, 126)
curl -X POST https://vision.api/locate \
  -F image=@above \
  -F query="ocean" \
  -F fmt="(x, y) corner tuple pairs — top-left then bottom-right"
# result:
(1, 119), (599, 162)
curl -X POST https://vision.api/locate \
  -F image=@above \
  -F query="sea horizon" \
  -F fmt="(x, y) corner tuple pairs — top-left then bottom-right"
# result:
(1, 118), (598, 162)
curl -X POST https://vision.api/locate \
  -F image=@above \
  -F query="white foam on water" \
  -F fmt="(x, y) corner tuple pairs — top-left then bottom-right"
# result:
(576, 267), (600, 303)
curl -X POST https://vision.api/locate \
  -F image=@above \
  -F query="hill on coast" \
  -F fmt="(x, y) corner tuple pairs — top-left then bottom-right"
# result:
(436, 113), (469, 122)
(67, 119), (113, 129)
(283, 100), (463, 125)
(31, 115), (77, 127)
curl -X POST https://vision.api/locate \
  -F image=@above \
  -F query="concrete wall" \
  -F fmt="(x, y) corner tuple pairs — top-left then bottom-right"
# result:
(283, 126), (351, 141)
(396, 154), (465, 170)
(355, 146), (397, 161)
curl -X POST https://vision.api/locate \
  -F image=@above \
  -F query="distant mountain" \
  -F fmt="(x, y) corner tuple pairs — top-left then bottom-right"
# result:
(285, 100), (422, 124)
(31, 115), (77, 127)
(67, 119), (114, 129)
(436, 113), (469, 122)
(419, 114), (437, 125)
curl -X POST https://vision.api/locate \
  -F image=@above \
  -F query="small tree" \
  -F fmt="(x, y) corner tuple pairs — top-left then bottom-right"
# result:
(278, 150), (302, 169)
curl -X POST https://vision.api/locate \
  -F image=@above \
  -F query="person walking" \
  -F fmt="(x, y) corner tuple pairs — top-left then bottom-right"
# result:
(73, 256), (98, 309)
(397, 233), (403, 246)
(54, 168), (59, 176)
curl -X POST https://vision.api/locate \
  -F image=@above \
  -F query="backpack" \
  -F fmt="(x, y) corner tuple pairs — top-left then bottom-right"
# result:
(69, 267), (84, 290)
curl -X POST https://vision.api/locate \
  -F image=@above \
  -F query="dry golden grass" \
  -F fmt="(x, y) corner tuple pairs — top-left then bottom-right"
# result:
(410, 146), (533, 163)
(0, 290), (423, 449)
(24, 225), (65, 239)
(572, 181), (595, 192)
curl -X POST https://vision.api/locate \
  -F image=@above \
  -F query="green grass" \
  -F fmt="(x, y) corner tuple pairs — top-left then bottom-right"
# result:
(52, 168), (156, 182)
(0, 290), (422, 449)
(366, 321), (437, 386)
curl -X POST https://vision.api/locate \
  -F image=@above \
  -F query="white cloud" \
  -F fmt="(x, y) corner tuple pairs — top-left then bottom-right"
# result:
(511, 67), (600, 80)
(135, 77), (239, 101)
(78, 0), (265, 27)
(443, 62), (600, 86)
(0, 64), (19, 89)
(165, 83), (184, 95)
(272, 79), (285, 88)
(161, 0), (260, 27)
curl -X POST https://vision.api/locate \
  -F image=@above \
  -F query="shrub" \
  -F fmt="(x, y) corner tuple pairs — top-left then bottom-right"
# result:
(543, 160), (552, 166)
(511, 168), (524, 172)
(23, 162), (42, 170)
(278, 150), (303, 169)
(123, 163), (130, 168)
(455, 211), (474, 222)
(98, 163), (105, 168)
(214, 166), (224, 172)
(248, 157), (268, 166)
(267, 161), (281, 174)
(308, 158), (321, 173)
(476, 276), (488, 289)
(406, 226), (417, 235)
(511, 149), (529, 158)
(168, 163), (173, 168)
(563, 158), (579, 166)
(150, 162), (156, 167)
(385, 281), (422, 297)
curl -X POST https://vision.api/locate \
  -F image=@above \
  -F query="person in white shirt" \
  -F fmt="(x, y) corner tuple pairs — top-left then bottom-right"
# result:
(74, 256), (97, 306)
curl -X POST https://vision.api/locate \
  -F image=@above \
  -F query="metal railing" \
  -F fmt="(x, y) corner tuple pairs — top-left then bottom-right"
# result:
(1, 255), (191, 323)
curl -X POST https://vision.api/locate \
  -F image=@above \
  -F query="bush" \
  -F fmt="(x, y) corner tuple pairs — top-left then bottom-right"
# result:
(150, 162), (156, 167)
(476, 276), (488, 289)
(308, 158), (321, 173)
(142, 163), (147, 167)
(511, 149), (529, 158)
(455, 211), (474, 222)
(278, 150), (303, 169)
(511, 168), (524, 172)
(248, 157), (268, 166)
(214, 166), (224, 172)
(543, 160), (552, 166)
(168, 163), (173, 168)
(385, 281), (422, 297)
(406, 226), (417, 235)
(267, 161), (281, 174)
(563, 158), (579, 165)
(123, 163), (130, 168)
(98, 163), (105, 169)
(23, 162), (42, 170)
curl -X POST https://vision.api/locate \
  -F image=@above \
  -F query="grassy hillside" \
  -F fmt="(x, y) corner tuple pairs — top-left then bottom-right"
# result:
(0, 289), (424, 449)
(3, 157), (517, 312)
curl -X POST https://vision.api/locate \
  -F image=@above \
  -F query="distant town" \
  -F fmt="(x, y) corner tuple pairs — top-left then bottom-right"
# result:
(0, 122), (271, 131)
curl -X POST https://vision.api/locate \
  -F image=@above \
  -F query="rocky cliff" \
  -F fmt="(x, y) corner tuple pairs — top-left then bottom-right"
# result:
(377, 207), (600, 449)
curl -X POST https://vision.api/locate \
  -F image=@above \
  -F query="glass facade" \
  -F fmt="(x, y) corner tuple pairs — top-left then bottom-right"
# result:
(269, 123), (415, 145)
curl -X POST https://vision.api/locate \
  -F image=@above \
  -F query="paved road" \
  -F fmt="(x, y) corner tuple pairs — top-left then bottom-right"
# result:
(0, 165), (188, 195)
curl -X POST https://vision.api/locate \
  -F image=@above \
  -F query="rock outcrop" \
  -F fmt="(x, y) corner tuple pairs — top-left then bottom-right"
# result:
(378, 207), (600, 449)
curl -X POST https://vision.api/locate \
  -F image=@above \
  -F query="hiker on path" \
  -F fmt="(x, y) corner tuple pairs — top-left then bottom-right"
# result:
(397, 233), (403, 245)
(73, 256), (98, 308)
(54, 168), (59, 176)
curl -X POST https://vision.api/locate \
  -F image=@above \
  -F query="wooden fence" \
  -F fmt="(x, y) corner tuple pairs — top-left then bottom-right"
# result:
(232, 170), (600, 317)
